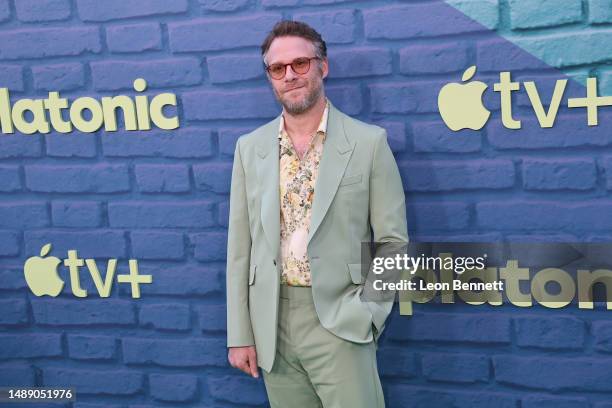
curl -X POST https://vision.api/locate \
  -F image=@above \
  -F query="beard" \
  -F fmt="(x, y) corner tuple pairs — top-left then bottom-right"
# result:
(276, 77), (323, 115)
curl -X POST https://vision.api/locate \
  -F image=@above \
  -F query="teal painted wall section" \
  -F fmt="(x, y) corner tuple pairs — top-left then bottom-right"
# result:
(446, 0), (612, 89)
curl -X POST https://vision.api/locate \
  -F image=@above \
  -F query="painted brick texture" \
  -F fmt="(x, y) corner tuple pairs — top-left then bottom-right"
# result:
(1, 0), (612, 406)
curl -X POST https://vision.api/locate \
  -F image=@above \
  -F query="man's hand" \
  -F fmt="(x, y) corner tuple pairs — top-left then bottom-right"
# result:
(228, 346), (259, 378)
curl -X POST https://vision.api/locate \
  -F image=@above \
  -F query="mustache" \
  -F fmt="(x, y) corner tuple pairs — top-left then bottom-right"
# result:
(284, 83), (305, 92)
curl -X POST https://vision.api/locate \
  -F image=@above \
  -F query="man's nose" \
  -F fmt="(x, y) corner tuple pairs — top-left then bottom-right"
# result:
(284, 64), (298, 81)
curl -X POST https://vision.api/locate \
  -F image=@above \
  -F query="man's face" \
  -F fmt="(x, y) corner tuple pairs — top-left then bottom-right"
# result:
(264, 36), (328, 115)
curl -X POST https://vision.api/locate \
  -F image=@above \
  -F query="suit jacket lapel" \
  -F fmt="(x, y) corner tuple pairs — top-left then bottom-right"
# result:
(307, 102), (354, 245)
(256, 115), (281, 256)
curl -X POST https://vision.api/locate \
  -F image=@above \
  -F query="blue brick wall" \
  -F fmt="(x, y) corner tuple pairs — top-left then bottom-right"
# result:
(1, 0), (612, 406)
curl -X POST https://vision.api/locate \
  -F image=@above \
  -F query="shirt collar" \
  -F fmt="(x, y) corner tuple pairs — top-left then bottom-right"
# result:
(278, 98), (330, 141)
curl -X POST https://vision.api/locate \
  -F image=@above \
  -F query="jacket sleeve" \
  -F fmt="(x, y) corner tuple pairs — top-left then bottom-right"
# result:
(366, 128), (409, 340)
(226, 137), (255, 347)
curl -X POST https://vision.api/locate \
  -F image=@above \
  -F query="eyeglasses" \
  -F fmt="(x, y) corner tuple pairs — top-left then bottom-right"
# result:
(264, 57), (321, 80)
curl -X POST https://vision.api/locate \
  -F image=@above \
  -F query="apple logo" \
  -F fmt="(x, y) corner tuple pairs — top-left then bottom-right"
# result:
(23, 243), (64, 297)
(438, 65), (491, 131)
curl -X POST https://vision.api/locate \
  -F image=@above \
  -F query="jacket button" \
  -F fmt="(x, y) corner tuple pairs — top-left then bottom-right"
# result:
(273, 259), (277, 266)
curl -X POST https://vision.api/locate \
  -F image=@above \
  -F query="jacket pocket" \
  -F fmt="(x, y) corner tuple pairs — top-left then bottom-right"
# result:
(249, 265), (257, 285)
(339, 173), (362, 187)
(347, 263), (363, 284)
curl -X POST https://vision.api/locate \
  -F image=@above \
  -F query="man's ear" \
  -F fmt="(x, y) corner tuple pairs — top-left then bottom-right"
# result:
(262, 58), (273, 82)
(321, 58), (329, 79)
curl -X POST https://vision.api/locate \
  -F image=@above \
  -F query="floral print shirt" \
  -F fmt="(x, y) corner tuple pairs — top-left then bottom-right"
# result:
(278, 99), (330, 286)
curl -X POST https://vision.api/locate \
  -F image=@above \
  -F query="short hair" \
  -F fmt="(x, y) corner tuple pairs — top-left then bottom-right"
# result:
(261, 20), (327, 65)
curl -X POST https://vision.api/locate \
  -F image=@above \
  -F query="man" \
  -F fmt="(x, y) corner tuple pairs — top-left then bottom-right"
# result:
(226, 20), (408, 408)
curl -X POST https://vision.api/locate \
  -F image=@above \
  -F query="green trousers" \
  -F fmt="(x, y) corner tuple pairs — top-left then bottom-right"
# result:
(262, 284), (385, 408)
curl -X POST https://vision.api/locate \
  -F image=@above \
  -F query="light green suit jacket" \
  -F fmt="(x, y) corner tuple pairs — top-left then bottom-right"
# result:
(226, 100), (408, 372)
